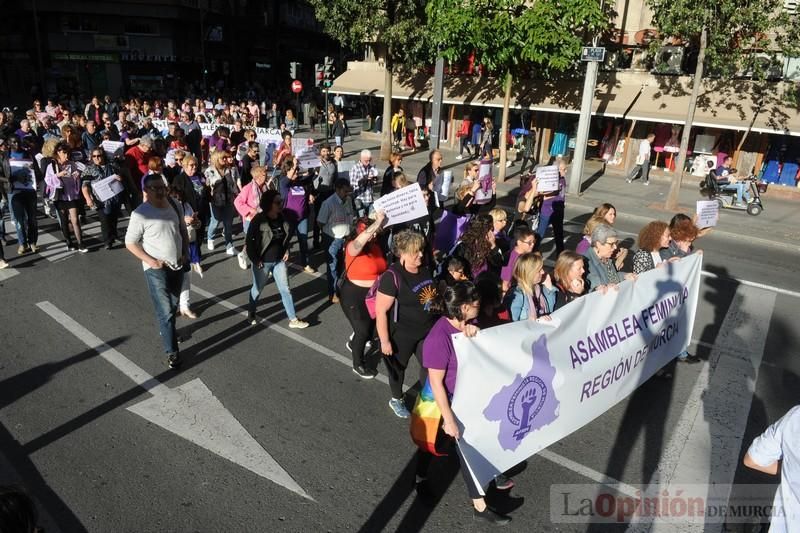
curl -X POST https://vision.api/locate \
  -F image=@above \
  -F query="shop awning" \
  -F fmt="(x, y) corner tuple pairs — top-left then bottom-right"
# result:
(331, 66), (800, 136)
(626, 76), (800, 136)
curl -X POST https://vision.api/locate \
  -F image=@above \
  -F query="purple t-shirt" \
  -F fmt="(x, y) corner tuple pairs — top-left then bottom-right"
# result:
(501, 248), (521, 283)
(540, 176), (566, 217)
(422, 317), (461, 396)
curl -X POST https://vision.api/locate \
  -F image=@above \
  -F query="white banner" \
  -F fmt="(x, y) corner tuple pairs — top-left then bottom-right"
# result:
(373, 184), (428, 227)
(451, 254), (703, 489)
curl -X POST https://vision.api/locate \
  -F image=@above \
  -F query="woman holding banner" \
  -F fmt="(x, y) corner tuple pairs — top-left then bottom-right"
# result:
(583, 224), (635, 292)
(508, 252), (555, 321)
(415, 281), (513, 525)
(552, 251), (587, 310)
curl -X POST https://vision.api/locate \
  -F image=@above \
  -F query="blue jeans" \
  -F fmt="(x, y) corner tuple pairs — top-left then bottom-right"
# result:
(288, 218), (310, 267)
(535, 205), (565, 255)
(144, 267), (184, 355)
(248, 260), (296, 320)
(721, 182), (749, 204)
(207, 203), (235, 247)
(323, 234), (344, 297)
(9, 190), (39, 247)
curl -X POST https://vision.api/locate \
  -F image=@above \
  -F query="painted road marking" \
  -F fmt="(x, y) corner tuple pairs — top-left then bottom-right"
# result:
(626, 284), (776, 532)
(191, 285), (642, 499)
(36, 300), (313, 501)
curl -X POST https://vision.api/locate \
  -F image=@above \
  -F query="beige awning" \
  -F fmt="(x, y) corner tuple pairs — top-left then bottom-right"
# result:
(331, 65), (800, 136)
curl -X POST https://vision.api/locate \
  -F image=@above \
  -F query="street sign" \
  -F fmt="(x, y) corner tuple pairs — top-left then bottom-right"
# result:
(581, 46), (606, 62)
(291, 79), (303, 94)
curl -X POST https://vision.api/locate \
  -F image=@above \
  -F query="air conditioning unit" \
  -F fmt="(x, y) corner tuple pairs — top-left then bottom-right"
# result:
(601, 49), (632, 71)
(630, 49), (649, 71)
(652, 46), (684, 75)
(739, 53), (784, 80)
(785, 0), (798, 15)
(784, 56), (800, 80)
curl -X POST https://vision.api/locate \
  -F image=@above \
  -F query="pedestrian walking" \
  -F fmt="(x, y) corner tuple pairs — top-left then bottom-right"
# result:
(626, 133), (655, 185)
(125, 173), (190, 369)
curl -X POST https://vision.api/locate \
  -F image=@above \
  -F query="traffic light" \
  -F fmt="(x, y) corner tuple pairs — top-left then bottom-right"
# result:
(289, 61), (301, 80)
(314, 63), (324, 88)
(323, 56), (335, 88)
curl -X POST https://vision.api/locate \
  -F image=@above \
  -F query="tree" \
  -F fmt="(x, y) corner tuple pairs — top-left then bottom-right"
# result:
(426, 0), (608, 181)
(308, 0), (434, 160)
(647, 0), (800, 210)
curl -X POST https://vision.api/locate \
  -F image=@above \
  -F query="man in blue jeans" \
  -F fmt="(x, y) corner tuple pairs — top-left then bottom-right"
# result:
(715, 156), (751, 206)
(316, 178), (354, 303)
(125, 173), (189, 369)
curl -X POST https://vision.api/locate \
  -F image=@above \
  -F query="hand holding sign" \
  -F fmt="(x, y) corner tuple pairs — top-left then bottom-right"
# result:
(695, 200), (719, 228)
(536, 165), (560, 193)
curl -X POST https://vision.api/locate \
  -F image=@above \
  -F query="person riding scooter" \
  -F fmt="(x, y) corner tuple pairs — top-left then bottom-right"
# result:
(715, 156), (751, 206)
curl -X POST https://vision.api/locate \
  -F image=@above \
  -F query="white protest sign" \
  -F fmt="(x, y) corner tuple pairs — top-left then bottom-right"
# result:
(9, 160), (36, 189)
(372, 184), (428, 227)
(90, 175), (125, 203)
(451, 254), (703, 490)
(336, 160), (355, 182)
(101, 140), (125, 157)
(474, 160), (493, 205)
(536, 165), (560, 193)
(292, 137), (321, 169)
(696, 200), (719, 228)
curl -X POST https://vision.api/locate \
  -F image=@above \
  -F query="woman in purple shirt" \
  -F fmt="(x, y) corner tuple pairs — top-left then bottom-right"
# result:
(536, 160), (567, 255)
(44, 142), (88, 252)
(418, 281), (513, 526)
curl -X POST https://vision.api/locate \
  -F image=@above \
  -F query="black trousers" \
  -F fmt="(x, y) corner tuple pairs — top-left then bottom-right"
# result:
(416, 442), (482, 499)
(339, 279), (374, 369)
(97, 205), (121, 244)
(385, 327), (427, 400)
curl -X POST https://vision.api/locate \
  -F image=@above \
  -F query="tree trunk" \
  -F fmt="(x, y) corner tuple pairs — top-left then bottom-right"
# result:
(498, 70), (513, 182)
(665, 25), (707, 211)
(380, 59), (394, 162)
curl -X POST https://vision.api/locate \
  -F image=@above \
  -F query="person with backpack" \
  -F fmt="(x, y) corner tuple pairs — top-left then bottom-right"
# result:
(375, 230), (437, 418)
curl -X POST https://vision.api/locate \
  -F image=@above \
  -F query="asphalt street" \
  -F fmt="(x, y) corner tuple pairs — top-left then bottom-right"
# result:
(1, 142), (799, 532)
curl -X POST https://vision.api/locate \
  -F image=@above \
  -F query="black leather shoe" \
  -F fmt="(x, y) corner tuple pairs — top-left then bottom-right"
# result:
(473, 507), (511, 526)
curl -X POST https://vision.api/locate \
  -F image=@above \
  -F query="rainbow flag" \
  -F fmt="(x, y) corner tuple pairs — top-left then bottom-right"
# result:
(409, 379), (448, 456)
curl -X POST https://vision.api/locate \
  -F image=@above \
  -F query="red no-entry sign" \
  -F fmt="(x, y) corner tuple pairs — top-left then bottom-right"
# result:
(291, 80), (303, 94)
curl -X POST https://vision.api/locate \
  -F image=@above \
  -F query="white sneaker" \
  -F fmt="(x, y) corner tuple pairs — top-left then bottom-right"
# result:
(191, 262), (204, 278)
(288, 318), (309, 329)
(207, 239), (215, 251)
(237, 251), (248, 270)
(303, 265), (316, 274)
(226, 245), (236, 256)
(455, 155), (464, 160)
(0, 260), (8, 269)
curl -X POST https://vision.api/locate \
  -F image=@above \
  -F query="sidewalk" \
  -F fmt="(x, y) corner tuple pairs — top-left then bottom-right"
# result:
(317, 128), (800, 249)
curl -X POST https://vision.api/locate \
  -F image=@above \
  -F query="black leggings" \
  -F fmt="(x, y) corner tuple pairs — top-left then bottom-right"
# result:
(339, 279), (374, 369)
(386, 327), (427, 400)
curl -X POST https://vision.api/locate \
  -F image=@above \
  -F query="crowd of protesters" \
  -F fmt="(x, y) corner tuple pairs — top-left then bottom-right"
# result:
(0, 94), (713, 526)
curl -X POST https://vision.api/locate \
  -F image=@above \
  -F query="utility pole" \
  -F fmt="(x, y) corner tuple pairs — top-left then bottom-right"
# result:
(568, 47), (603, 196)
(429, 56), (445, 150)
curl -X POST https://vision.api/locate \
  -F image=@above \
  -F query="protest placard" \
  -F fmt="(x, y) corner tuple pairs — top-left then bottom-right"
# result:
(91, 175), (125, 203)
(293, 137), (321, 169)
(372, 185), (428, 227)
(474, 161), (493, 204)
(536, 165), (560, 193)
(101, 140), (125, 157)
(696, 200), (719, 228)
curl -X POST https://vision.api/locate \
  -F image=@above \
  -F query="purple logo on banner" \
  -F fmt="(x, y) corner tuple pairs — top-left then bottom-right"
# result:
(484, 335), (560, 451)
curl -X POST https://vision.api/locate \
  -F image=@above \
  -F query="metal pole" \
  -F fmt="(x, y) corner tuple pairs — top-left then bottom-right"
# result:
(429, 56), (445, 150)
(325, 87), (330, 142)
(568, 59), (599, 195)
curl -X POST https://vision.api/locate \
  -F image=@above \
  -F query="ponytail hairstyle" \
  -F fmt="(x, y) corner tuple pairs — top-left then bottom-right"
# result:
(429, 280), (480, 321)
